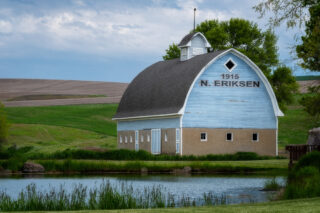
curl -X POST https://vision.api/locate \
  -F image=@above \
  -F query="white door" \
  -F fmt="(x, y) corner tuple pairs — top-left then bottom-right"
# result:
(135, 130), (139, 151)
(151, 129), (161, 154)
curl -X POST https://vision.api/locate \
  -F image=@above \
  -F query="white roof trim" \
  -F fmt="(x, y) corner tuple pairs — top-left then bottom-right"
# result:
(178, 32), (211, 48)
(178, 48), (284, 117)
(193, 32), (211, 48)
(112, 113), (182, 121)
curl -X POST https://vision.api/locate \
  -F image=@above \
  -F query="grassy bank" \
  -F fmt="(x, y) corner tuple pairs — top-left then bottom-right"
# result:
(10, 197), (320, 213)
(5, 104), (118, 136)
(29, 159), (288, 173)
(5, 124), (116, 154)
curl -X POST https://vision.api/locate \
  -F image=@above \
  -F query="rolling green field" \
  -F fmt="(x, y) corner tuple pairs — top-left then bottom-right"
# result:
(3, 104), (118, 153)
(2, 93), (316, 153)
(17, 197), (320, 213)
(295, 75), (320, 81)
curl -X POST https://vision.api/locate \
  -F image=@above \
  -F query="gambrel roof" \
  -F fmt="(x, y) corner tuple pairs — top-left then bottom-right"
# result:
(113, 49), (283, 120)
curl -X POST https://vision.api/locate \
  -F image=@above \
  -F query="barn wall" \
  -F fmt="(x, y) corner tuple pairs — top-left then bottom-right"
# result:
(182, 128), (277, 156)
(117, 117), (180, 131)
(182, 52), (277, 129)
(117, 129), (177, 154)
(161, 128), (177, 155)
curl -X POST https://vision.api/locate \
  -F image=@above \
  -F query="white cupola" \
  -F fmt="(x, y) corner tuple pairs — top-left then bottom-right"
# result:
(178, 32), (211, 61)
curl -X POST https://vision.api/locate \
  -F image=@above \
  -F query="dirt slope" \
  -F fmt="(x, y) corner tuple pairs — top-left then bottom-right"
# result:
(0, 79), (128, 107)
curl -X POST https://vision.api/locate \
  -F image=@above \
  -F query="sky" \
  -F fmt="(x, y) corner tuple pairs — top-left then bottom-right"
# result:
(0, 0), (319, 83)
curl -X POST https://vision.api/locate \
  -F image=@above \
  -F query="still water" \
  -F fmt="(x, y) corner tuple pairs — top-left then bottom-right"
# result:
(0, 175), (285, 204)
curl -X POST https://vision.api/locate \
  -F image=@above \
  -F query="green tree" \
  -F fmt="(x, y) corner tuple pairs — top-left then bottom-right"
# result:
(254, 0), (320, 71)
(0, 102), (9, 144)
(162, 43), (180, 60)
(296, 3), (320, 71)
(300, 93), (320, 124)
(254, 0), (320, 119)
(271, 66), (299, 110)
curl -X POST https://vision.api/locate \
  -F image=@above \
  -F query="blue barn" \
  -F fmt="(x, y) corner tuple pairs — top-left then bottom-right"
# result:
(113, 32), (283, 156)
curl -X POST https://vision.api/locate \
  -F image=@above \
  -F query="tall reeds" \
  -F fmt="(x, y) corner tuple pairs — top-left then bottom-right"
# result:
(0, 181), (228, 211)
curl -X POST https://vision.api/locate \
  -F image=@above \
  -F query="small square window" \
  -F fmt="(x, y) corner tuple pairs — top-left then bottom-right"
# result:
(252, 133), (259, 142)
(226, 133), (233, 141)
(200, 132), (207, 141)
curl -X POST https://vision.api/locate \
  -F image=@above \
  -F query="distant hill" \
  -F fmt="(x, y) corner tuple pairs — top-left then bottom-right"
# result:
(0, 79), (128, 107)
(295, 75), (320, 81)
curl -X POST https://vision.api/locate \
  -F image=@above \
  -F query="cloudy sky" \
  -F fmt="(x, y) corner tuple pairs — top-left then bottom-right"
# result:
(0, 0), (317, 83)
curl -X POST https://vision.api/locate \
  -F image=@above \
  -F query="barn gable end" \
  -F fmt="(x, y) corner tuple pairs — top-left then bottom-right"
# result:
(182, 51), (277, 129)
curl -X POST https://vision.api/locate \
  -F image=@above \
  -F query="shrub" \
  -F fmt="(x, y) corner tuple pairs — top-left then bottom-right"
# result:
(283, 151), (320, 199)
(284, 166), (320, 199)
(29, 149), (281, 161)
(293, 151), (320, 172)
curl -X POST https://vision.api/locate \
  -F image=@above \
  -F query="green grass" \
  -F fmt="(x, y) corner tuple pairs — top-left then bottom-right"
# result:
(278, 94), (316, 148)
(3, 124), (116, 154)
(33, 159), (289, 173)
(10, 197), (320, 213)
(5, 104), (117, 136)
(295, 75), (320, 81)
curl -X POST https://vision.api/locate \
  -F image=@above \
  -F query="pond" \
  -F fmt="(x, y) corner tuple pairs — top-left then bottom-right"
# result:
(0, 174), (285, 205)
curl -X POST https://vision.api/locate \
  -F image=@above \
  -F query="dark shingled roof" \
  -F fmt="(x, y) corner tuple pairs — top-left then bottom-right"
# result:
(178, 32), (197, 46)
(113, 50), (227, 119)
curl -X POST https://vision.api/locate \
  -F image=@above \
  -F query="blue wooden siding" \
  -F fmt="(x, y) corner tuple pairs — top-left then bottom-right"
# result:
(118, 117), (180, 131)
(182, 52), (277, 129)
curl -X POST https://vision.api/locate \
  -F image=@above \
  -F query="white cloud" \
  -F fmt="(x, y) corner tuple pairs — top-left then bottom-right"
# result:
(0, 0), (296, 62)
(0, 20), (12, 33)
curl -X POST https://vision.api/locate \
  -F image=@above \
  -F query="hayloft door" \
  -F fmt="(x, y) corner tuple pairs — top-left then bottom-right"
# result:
(135, 130), (139, 151)
(151, 129), (161, 154)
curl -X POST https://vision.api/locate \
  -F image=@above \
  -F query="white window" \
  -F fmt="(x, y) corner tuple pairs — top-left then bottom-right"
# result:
(147, 134), (150, 142)
(181, 47), (187, 57)
(176, 128), (181, 154)
(130, 136), (133, 143)
(165, 132), (168, 142)
(192, 47), (203, 55)
(125, 136), (128, 143)
(135, 131), (139, 142)
(141, 135), (144, 142)
(252, 133), (259, 142)
(226, 133), (233, 142)
(176, 128), (180, 142)
(176, 142), (180, 154)
(200, 132), (207, 141)
(119, 135), (122, 143)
